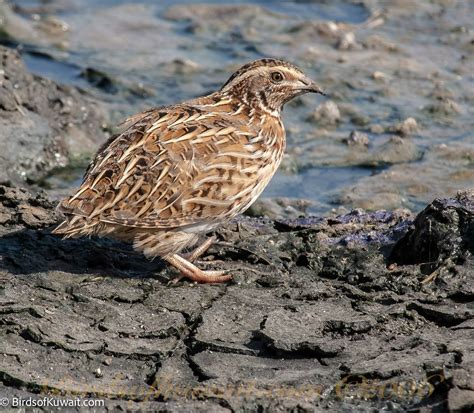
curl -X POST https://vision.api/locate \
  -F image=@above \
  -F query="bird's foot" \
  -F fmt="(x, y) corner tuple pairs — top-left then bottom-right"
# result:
(166, 253), (231, 284)
(182, 236), (216, 263)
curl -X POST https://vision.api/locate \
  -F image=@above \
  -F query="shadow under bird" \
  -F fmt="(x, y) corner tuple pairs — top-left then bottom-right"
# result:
(53, 58), (325, 283)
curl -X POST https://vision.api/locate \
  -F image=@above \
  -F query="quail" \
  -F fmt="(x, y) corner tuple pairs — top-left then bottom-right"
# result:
(53, 58), (324, 283)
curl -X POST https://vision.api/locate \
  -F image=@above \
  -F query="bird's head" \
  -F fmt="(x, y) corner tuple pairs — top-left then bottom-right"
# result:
(220, 58), (325, 115)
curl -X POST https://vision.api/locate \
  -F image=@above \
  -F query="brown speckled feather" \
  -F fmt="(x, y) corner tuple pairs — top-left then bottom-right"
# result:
(54, 58), (324, 283)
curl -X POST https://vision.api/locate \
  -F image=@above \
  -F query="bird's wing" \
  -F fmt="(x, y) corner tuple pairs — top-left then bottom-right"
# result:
(58, 104), (260, 230)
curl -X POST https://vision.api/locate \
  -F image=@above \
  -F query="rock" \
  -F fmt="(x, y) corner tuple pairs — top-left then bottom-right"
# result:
(0, 185), (59, 228)
(336, 32), (361, 50)
(0, 46), (107, 185)
(308, 100), (341, 125)
(246, 197), (313, 219)
(160, 58), (201, 75)
(389, 117), (418, 136)
(426, 98), (462, 117)
(0, 184), (472, 410)
(390, 189), (474, 270)
(80, 67), (119, 94)
(344, 131), (369, 146)
(372, 71), (388, 82)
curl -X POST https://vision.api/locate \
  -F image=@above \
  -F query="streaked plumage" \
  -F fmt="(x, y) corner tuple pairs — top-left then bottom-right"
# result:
(53, 58), (324, 283)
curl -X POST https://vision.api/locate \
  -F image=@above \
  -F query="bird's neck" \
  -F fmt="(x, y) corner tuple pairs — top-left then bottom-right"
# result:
(191, 91), (286, 156)
(192, 91), (281, 121)
(238, 89), (281, 118)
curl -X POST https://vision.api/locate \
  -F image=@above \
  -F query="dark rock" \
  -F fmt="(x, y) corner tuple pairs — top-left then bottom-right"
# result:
(390, 189), (474, 271)
(0, 46), (107, 185)
(80, 67), (118, 94)
(0, 185), (59, 228)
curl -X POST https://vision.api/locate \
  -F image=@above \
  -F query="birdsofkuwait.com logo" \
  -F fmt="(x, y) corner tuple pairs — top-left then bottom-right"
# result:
(0, 396), (104, 408)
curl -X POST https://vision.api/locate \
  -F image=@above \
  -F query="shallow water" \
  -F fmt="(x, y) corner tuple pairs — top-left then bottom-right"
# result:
(6, 0), (474, 214)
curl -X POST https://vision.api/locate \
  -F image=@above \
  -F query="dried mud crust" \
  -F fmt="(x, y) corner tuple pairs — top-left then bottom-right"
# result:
(0, 185), (472, 412)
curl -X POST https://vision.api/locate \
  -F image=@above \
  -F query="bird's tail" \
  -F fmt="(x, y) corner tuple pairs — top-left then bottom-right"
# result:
(52, 197), (100, 238)
(52, 214), (100, 238)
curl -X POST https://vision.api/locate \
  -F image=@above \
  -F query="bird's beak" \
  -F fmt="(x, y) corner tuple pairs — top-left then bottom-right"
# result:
(298, 77), (326, 96)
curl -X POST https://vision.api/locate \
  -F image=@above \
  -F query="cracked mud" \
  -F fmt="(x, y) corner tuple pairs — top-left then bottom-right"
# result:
(0, 185), (472, 412)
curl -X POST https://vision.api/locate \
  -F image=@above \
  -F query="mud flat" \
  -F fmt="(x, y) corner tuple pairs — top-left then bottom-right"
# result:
(0, 185), (472, 412)
(1, 0), (473, 213)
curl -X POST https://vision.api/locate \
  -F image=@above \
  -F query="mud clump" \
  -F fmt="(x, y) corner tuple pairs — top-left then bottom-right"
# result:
(0, 184), (472, 411)
(390, 189), (474, 279)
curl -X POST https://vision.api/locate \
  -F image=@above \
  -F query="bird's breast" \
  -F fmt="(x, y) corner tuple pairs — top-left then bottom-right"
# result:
(228, 115), (286, 214)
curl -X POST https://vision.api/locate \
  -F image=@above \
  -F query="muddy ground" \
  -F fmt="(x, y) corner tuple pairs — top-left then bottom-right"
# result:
(0, 185), (472, 412)
(0, 46), (107, 187)
(1, 0), (473, 213)
(0, 1), (473, 412)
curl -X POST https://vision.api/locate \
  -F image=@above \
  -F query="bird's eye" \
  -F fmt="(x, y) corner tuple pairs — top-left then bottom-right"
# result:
(271, 71), (284, 82)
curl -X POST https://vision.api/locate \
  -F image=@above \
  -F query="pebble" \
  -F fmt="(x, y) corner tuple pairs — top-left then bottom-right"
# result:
(337, 32), (360, 50)
(372, 71), (388, 82)
(308, 100), (341, 125)
(103, 357), (113, 366)
(345, 131), (369, 146)
(427, 98), (462, 116)
(391, 117), (418, 136)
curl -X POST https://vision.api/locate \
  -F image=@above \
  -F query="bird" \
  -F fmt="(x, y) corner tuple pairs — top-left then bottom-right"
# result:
(53, 58), (325, 283)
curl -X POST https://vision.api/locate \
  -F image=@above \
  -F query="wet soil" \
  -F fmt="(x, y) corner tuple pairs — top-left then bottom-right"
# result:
(0, 46), (107, 187)
(0, 0), (473, 214)
(0, 185), (472, 412)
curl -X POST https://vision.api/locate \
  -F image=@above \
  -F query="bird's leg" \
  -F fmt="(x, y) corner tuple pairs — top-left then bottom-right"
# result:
(165, 253), (232, 284)
(182, 236), (216, 262)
